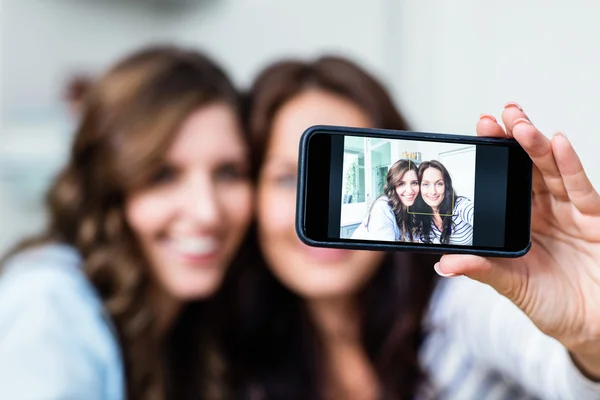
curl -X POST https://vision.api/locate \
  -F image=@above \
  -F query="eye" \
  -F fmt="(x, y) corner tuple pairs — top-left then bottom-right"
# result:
(397, 182), (405, 187)
(215, 163), (249, 182)
(274, 173), (297, 188)
(148, 165), (177, 186)
(411, 181), (419, 186)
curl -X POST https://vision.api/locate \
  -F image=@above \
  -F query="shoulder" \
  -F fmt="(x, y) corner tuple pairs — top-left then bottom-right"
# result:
(1, 243), (93, 308)
(454, 196), (473, 207)
(0, 243), (118, 353)
(0, 243), (114, 340)
(454, 196), (474, 213)
(0, 244), (123, 398)
(369, 197), (395, 220)
(372, 196), (393, 212)
(0, 242), (112, 329)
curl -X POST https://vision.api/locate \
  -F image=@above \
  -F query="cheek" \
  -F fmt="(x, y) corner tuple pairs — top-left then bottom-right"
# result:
(218, 184), (254, 232)
(258, 186), (296, 236)
(125, 192), (172, 240)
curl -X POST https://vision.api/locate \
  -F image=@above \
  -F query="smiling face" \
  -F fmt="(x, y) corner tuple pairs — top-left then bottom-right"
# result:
(125, 103), (253, 302)
(257, 89), (385, 300)
(420, 167), (445, 209)
(395, 169), (420, 206)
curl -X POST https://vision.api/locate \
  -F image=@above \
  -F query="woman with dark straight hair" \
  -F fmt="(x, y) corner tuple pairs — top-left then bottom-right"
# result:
(414, 160), (474, 245)
(227, 56), (440, 400)
(0, 45), (253, 400)
(228, 56), (600, 400)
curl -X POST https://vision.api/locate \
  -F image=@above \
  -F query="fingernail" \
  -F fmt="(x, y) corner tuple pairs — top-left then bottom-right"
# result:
(434, 262), (457, 278)
(504, 101), (523, 111)
(479, 113), (497, 123)
(554, 131), (567, 138)
(513, 117), (531, 127)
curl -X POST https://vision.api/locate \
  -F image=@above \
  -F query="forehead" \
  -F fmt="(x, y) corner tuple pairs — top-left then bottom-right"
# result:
(400, 169), (418, 180)
(167, 103), (246, 163)
(268, 90), (372, 159)
(422, 167), (443, 180)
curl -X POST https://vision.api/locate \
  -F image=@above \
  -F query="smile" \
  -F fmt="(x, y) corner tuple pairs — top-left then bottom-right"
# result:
(170, 236), (219, 257)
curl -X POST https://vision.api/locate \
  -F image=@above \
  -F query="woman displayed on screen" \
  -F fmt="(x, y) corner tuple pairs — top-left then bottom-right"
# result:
(415, 160), (474, 245)
(351, 159), (421, 242)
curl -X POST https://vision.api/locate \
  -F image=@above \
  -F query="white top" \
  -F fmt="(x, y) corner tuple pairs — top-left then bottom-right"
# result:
(425, 197), (474, 245)
(420, 276), (600, 399)
(350, 196), (402, 241)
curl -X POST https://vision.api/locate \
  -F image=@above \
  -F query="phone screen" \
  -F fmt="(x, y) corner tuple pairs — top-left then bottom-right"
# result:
(298, 126), (532, 256)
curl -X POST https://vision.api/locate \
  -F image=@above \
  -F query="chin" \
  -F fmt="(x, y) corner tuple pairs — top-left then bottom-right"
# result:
(285, 275), (367, 300)
(167, 276), (225, 301)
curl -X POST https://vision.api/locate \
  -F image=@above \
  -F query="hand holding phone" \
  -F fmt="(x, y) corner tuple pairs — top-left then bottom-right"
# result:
(296, 124), (532, 257)
(298, 102), (600, 379)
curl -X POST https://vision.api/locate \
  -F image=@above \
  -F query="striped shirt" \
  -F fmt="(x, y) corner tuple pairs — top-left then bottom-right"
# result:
(419, 276), (600, 399)
(426, 197), (474, 246)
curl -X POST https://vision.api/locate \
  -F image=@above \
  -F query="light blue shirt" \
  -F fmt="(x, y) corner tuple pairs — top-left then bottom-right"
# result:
(0, 244), (125, 400)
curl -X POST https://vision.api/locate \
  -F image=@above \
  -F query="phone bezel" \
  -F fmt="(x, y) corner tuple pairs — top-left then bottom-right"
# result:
(296, 125), (533, 258)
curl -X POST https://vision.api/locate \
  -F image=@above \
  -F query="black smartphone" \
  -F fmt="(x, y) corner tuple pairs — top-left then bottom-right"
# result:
(296, 125), (533, 257)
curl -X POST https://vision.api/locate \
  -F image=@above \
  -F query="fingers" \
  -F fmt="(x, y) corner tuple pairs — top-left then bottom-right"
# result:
(435, 254), (526, 305)
(532, 164), (550, 196)
(476, 114), (506, 138)
(501, 102), (529, 137)
(551, 133), (600, 215)
(511, 118), (569, 201)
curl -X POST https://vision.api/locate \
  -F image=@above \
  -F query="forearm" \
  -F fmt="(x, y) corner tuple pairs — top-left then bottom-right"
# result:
(571, 350), (600, 382)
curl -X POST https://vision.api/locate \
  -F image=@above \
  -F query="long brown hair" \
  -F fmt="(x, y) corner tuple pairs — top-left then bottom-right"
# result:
(4, 45), (242, 400)
(384, 159), (421, 241)
(229, 56), (439, 400)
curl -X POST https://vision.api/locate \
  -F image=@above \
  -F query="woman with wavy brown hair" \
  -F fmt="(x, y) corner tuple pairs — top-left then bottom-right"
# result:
(352, 158), (421, 242)
(0, 45), (253, 400)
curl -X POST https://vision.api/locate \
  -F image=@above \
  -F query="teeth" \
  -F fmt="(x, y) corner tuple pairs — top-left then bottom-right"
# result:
(172, 237), (218, 255)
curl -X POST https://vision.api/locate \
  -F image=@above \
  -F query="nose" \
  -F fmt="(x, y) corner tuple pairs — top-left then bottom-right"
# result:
(181, 175), (221, 228)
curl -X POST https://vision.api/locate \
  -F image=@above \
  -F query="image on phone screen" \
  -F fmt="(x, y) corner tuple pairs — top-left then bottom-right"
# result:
(341, 138), (477, 246)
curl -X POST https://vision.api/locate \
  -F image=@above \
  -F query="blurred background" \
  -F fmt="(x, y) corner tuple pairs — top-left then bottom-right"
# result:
(1, 0), (599, 254)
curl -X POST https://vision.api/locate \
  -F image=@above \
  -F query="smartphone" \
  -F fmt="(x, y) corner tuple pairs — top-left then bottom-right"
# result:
(296, 125), (533, 257)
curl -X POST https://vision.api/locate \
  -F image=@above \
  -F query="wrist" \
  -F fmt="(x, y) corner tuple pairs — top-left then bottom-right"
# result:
(570, 351), (600, 382)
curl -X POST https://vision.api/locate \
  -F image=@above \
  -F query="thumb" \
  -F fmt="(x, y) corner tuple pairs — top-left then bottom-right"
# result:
(436, 254), (526, 303)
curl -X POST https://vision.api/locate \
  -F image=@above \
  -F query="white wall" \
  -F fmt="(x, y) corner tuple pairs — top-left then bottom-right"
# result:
(168, 0), (391, 89)
(390, 0), (600, 187)
(0, 0), (183, 119)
